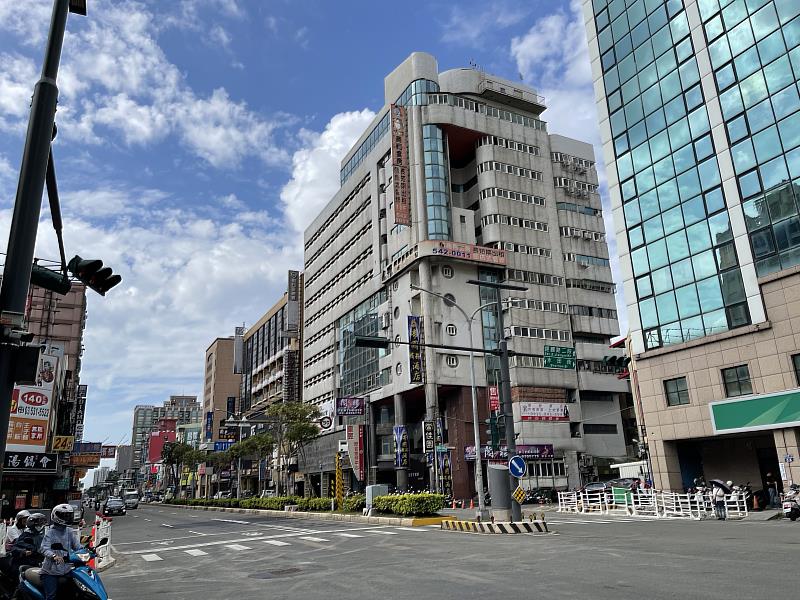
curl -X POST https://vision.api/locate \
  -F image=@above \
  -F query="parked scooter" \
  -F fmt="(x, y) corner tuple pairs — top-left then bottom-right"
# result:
(13, 538), (110, 600)
(783, 484), (800, 521)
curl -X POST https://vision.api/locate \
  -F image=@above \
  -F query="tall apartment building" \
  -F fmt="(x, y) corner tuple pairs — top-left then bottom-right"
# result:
(582, 0), (800, 489)
(301, 52), (632, 497)
(131, 395), (201, 470)
(202, 337), (242, 447)
(239, 270), (303, 417)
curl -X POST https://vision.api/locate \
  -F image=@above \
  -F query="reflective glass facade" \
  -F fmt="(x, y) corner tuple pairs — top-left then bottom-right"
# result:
(423, 125), (452, 240)
(698, 0), (800, 276)
(592, 0), (750, 349)
(340, 79), (439, 185)
(337, 290), (389, 396)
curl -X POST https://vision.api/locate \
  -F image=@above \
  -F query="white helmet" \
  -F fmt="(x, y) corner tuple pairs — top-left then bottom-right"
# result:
(726, 480), (733, 487)
(50, 503), (75, 527)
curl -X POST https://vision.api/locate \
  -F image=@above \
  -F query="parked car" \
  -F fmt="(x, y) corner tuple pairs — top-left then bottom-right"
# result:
(103, 497), (127, 516)
(213, 491), (231, 499)
(259, 490), (276, 498)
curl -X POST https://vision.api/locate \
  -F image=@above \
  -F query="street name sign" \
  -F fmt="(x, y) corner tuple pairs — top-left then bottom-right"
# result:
(543, 345), (576, 369)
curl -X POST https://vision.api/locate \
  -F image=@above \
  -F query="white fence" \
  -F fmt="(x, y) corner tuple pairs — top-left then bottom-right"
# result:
(557, 489), (748, 521)
(92, 516), (114, 570)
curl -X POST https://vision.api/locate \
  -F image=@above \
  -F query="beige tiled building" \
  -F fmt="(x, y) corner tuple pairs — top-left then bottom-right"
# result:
(634, 268), (800, 490)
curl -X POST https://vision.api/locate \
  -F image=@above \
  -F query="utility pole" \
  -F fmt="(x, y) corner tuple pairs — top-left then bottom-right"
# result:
(0, 0), (85, 490)
(467, 279), (526, 522)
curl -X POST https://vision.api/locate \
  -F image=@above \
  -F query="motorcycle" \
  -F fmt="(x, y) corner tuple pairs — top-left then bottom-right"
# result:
(13, 538), (110, 600)
(783, 484), (800, 521)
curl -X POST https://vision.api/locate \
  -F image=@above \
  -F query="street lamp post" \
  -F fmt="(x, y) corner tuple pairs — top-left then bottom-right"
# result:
(466, 279), (527, 522)
(410, 284), (496, 521)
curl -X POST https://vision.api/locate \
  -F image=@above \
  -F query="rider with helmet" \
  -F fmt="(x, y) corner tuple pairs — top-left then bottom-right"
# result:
(4, 510), (30, 552)
(10, 513), (47, 573)
(39, 504), (81, 600)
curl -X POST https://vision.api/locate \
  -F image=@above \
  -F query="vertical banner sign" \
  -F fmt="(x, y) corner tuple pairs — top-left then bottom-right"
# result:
(74, 384), (87, 442)
(205, 411), (213, 441)
(390, 104), (411, 226)
(438, 451), (453, 498)
(408, 316), (424, 384)
(286, 270), (300, 338)
(423, 420), (435, 453)
(488, 386), (500, 412)
(347, 425), (365, 481)
(284, 350), (300, 403)
(393, 425), (409, 469)
(226, 397), (236, 418)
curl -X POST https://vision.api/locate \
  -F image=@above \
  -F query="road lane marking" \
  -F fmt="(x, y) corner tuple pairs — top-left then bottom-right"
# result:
(213, 518), (250, 525)
(299, 536), (328, 542)
(187, 531), (206, 536)
(225, 544), (252, 551)
(144, 519), (152, 522)
(161, 524), (175, 528)
(395, 527), (428, 532)
(370, 530), (398, 535)
(336, 533), (363, 538)
(263, 540), (290, 546)
(142, 554), (163, 562)
(184, 549), (208, 556)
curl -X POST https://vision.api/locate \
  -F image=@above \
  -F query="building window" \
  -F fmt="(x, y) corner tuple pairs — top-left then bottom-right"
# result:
(442, 265), (454, 278)
(395, 363), (402, 376)
(446, 355), (459, 368)
(722, 365), (753, 398)
(664, 377), (690, 407)
(583, 423), (618, 435)
(528, 460), (567, 478)
(446, 324), (457, 336)
(444, 293), (456, 306)
(394, 307), (400, 319)
(379, 435), (393, 456)
(793, 354), (800, 385)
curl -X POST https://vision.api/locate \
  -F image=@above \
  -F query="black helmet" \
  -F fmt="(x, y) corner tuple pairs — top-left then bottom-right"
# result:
(50, 504), (75, 527)
(26, 513), (47, 533)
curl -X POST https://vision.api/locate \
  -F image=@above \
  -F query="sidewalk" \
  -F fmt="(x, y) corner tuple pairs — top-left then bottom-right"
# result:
(440, 504), (558, 521)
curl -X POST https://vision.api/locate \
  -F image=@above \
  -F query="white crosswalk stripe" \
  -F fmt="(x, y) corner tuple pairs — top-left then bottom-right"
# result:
(263, 540), (290, 546)
(370, 530), (398, 535)
(225, 544), (251, 550)
(298, 536), (328, 542)
(142, 554), (163, 562)
(336, 533), (363, 538)
(184, 549), (208, 556)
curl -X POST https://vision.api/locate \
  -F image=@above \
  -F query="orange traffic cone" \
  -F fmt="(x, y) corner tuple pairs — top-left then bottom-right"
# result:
(451, 499), (456, 509)
(470, 498), (474, 509)
(752, 493), (759, 510)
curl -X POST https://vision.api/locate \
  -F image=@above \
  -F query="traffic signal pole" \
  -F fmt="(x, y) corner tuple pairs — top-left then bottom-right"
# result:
(0, 0), (72, 490)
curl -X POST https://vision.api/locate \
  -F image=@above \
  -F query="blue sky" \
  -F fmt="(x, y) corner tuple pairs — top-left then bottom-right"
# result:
(0, 0), (621, 453)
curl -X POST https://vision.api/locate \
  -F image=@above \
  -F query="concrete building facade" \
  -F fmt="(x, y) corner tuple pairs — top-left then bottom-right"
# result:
(201, 337), (242, 446)
(582, 0), (800, 490)
(301, 52), (633, 498)
(131, 395), (201, 471)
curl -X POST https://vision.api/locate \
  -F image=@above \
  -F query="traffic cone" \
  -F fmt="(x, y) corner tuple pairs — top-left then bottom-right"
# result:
(469, 499), (474, 509)
(752, 493), (759, 510)
(451, 499), (456, 509)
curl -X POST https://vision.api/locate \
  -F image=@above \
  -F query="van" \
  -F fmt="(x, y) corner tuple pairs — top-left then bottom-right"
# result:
(123, 491), (139, 509)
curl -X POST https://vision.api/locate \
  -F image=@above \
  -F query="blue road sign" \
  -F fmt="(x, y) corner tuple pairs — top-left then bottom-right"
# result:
(508, 455), (527, 478)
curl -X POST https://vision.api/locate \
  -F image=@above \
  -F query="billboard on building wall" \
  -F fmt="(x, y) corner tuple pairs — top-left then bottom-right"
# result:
(335, 397), (365, 416)
(519, 402), (571, 422)
(390, 104), (411, 226)
(74, 384), (87, 442)
(286, 270), (300, 338)
(284, 350), (300, 403)
(393, 425), (409, 469)
(346, 424), (365, 481)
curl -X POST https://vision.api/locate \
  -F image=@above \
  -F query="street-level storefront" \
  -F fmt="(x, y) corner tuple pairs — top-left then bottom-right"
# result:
(1, 451), (62, 518)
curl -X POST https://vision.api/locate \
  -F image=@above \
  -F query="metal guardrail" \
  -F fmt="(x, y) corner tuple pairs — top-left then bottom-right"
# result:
(557, 489), (749, 521)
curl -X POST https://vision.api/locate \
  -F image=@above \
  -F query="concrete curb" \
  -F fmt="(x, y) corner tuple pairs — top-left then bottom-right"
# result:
(441, 519), (551, 534)
(165, 503), (453, 527)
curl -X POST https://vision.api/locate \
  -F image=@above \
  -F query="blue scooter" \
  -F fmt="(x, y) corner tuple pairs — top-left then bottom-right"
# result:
(13, 538), (110, 600)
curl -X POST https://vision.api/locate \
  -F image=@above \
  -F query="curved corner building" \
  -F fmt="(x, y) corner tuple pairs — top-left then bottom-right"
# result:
(300, 52), (633, 498)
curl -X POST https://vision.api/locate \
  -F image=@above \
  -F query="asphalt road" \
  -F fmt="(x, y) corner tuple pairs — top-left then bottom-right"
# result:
(101, 505), (798, 599)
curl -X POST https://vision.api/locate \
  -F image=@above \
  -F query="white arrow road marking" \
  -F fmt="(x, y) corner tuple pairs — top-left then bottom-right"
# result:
(142, 554), (163, 562)
(184, 549), (208, 556)
(225, 544), (251, 551)
(263, 540), (290, 546)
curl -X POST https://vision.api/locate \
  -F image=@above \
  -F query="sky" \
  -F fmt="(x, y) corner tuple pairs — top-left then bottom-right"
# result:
(0, 0), (624, 457)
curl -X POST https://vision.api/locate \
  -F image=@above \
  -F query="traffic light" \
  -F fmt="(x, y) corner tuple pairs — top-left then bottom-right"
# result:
(67, 255), (122, 296)
(602, 355), (631, 368)
(29, 264), (71, 295)
(485, 415), (500, 451)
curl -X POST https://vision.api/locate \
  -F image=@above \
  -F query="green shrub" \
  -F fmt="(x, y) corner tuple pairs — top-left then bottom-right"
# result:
(371, 493), (445, 516)
(343, 494), (366, 512)
(298, 497), (333, 512)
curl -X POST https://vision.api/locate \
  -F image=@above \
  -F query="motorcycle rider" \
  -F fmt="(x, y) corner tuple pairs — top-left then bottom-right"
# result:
(10, 513), (46, 573)
(4, 510), (30, 552)
(39, 504), (81, 600)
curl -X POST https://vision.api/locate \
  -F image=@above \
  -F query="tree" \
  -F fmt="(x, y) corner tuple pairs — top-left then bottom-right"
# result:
(161, 442), (194, 491)
(265, 402), (321, 495)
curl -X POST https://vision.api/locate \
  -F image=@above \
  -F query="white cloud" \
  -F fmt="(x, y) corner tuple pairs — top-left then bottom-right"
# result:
(0, 1), (284, 170)
(511, 0), (628, 332)
(441, 2), (529, 47)
(280, 109), (376, 236)
(294, 26), (310, 49)
(210, 24), (232, 50)
(265, 16), (279, 35)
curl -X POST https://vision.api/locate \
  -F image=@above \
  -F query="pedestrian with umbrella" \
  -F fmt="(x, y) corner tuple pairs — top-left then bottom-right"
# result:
(710, 479), (732, 520)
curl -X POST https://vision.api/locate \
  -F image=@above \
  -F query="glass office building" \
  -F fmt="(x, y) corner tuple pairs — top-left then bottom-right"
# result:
(582, 0), (800, 490)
